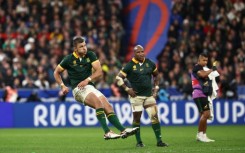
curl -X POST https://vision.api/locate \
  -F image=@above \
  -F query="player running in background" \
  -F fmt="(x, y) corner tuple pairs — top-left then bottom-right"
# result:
(53, 36), (138, 140)
(115, 45), (168, 147)
(191, 52), (216, 142)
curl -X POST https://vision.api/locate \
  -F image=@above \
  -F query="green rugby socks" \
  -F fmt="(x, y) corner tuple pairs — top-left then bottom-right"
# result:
(96, 108), (110, 133)
(133, 122), (142, 143)
(152, 122), (162, 142)
(107, 112), (125, 131)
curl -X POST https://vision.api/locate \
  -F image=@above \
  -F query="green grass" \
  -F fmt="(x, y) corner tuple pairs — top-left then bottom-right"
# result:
(0, 125), (244, 153)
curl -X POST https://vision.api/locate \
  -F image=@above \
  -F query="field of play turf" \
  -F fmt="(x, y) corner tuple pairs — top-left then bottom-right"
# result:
(0, 125), (244, 153)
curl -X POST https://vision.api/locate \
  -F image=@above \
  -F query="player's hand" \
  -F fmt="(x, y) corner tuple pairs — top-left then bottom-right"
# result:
(77, 79), (89, 89)
(61, 85), (69, 95)
(152, 88), (159, 99)
(153, 92), (158, 99)
(212, 61), (217, 71)
(127, 88), (137, 97)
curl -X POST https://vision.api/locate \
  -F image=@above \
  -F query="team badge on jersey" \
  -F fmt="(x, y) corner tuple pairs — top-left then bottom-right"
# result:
(73, 60), (77, 66)
(146, 63), (149, 67)
(86, 58), (90, 62)
(133, 65), (137, 70)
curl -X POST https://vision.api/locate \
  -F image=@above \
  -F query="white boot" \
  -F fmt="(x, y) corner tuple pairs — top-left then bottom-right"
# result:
(196, 132), (208, 142)
(203, 133), (215, 142)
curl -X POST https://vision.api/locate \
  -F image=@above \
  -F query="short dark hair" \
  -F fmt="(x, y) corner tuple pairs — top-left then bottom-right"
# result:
(73, 36), (85, 47)
(199, 52), (208, 58)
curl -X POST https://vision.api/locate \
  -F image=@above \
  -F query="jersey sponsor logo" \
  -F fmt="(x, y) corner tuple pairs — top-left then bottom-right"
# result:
(192, 79), (199, 85)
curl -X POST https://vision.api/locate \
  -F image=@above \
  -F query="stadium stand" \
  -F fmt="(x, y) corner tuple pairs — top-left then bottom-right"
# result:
(157, 0), (245, 100)
(0, 0), (244, 102)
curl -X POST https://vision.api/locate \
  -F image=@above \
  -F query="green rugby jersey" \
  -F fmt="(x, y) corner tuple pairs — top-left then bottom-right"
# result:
(121, 58), (157, 96)
(59, 51), (97, 89)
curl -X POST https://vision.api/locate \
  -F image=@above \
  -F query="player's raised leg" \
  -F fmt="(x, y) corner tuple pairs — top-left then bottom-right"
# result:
(99, 95), (139, 138)
(84, 92), (121, 140)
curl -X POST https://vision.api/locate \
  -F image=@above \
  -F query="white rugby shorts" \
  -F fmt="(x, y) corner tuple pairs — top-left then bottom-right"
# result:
(129, 96), (156, 112)
(72, 85), (103, 104)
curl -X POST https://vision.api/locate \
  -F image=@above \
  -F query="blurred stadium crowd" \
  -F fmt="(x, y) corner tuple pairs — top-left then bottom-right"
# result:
(158, 0), (245, 99)
(0, 0), (244, 101)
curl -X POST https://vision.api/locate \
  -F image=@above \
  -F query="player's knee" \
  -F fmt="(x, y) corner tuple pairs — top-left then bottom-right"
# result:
(133, 119), (141, 124)
(133, 111), (142, 123)
(105, 103), (113, 112)
(202, 110), (210, 119)
(133, 121), (140, 126)
(146, 106), (159, 123)
(133, 116), (141, 123)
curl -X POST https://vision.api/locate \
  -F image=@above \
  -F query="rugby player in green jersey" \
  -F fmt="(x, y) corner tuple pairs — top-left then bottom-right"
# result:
(54, 36), (138, 140)
(116, 45), (168, 147)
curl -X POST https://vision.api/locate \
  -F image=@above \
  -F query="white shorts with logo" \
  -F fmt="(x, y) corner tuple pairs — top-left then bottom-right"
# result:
(72, 85), (103, 104)
(129, 96), (156, 112)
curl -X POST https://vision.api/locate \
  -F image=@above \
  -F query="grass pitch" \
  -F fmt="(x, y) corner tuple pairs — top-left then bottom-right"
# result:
(0, 125), (244, 153)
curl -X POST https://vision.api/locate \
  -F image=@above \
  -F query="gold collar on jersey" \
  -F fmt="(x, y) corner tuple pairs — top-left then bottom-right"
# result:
(73, 52), (79, 59)
(132, 57), (145, 64)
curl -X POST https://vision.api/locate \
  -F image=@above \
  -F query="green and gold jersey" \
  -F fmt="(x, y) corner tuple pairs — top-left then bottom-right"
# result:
(121, 58), (157, 96)
(59, 51), (97, 89)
